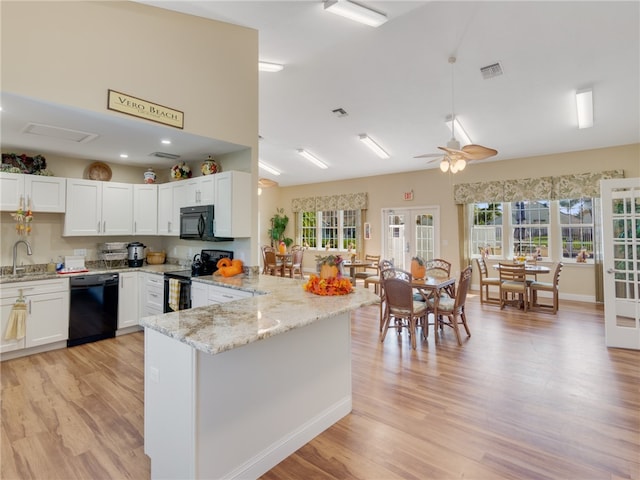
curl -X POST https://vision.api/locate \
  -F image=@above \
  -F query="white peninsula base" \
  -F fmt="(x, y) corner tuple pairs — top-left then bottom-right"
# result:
(144, 311), (352, 479)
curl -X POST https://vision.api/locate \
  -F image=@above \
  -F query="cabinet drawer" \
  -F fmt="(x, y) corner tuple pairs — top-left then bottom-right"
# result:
(208, 285), (253, 304)
(0, 278), (69, 299)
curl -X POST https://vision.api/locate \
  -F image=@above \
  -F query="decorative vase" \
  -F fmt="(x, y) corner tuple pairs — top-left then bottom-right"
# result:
(201, 156), (219, 175)
(411, 259), (426, 279)
(278, 242), (287, 254)
(144, 168), (156, 184)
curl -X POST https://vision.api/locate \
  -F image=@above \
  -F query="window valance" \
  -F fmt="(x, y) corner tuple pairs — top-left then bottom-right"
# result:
(292, 192), (368, 212)
(453, 170), (624, 204)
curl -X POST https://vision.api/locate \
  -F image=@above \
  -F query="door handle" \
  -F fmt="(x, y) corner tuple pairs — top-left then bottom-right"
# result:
(97, 221), (101, 233)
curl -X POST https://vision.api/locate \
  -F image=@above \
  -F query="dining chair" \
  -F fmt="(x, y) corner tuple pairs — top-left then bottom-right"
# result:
(354, 254), (381, 285)
(283, 248), (305, 279)
(364, 258), (394, 294)
(498, 262), (529, 311)
(426, 265), (472, 345)
(261, 246), (274, 274)
(380, 268), (427, 349)
(263, 249), (281, 276)
(425, 258), (452, 278)
(475, 256), (501, 305)
(529, 262), (563, 313)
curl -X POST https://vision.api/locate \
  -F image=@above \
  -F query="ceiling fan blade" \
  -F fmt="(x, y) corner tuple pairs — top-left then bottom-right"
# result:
(413, 153), (441, 159)
(437, 145), (468, 159)
(461, 144), (498, 160)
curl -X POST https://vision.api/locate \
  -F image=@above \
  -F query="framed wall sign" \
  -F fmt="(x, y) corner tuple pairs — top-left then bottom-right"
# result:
(107, 90), (184, 129)
(364, 222), (371, 240)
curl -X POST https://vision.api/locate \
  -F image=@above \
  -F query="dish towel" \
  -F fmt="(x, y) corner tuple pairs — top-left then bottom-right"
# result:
(4, 295), (27, 340)
(168, 278), (181, 312)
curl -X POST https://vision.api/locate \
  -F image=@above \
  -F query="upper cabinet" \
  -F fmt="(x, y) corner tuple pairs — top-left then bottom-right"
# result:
(64, 179), (133, 236)
(0, 172), (66, 212)
(133, 184), (158, 235)
(179, 176), (215, 208)
(214, 171), (251, 238)
(158, 183), (179, 236)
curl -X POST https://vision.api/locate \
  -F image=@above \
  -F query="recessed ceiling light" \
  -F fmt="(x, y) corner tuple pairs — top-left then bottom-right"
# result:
(324, 0), (387, 27)
(120, 153), (128, 158)
(576, 88), (594, 129)
(161, 139), (171, 145)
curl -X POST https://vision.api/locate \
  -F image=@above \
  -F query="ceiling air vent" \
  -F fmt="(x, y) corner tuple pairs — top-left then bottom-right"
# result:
(150, 152), (180, 160)
(332, 107), (348, 118)
(480, 62), (503, 80)
(21, 122), (98, 143)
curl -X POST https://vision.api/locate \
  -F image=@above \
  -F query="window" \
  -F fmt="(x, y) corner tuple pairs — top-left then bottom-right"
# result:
(511, 200), (549, 257)
(559, 198), (593, 261)
(299, 209), (361, 251)
(471, 202), (503, 257)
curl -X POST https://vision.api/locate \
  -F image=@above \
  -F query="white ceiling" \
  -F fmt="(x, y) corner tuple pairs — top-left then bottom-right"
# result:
(2, 1), (638, 186)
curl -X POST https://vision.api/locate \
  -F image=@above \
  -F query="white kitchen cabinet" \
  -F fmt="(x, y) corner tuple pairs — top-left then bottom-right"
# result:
(133, 184), (158, 235)
(117, 271), (140, 329)
(0, 278), (70, 355)
(190, 281), (208, 308)
(0, 172), (66, 212)
(141, 272), (164, 316)
(64, 179), (133, 236)
(158, 183), (178, 236)
(214, 171), (251, 238)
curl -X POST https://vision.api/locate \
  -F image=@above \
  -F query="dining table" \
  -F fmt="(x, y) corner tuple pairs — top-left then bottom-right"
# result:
(274, 252), (293, 277)
(493, 263), (550, 279)
(342, 260), (375, 283)
(411, 274), (457, 340)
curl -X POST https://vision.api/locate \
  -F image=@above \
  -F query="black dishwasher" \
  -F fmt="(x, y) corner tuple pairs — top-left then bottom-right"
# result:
(68, 273), (119, 347)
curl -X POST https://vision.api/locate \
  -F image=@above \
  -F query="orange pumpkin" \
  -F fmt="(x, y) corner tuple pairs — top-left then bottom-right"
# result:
(217, 258), (232, 269)
(319, 264), (338, 279)
(411, 259), (426, 279)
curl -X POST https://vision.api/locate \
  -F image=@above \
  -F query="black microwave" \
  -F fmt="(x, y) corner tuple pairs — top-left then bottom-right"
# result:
(179, 205), (233, 242)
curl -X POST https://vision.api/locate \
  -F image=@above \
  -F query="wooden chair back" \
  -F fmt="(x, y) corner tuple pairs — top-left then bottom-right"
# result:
(426, 258), (452, 278)
(498, 263), (527, 283)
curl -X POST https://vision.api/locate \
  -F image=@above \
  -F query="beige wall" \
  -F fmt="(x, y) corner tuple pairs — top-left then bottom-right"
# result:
(1, 1), (259, 266)
(260, 143), (639, 301)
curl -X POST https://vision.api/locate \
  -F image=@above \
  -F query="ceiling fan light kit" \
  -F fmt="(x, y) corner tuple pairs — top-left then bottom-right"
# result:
(323, 0), (387, 27)
(359, 134), (390, 159)
(576, 88), (593, 129)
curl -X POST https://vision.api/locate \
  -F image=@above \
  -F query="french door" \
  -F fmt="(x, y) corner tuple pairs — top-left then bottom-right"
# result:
(381, 207), (440, 270)
(601, 178), (640, 350)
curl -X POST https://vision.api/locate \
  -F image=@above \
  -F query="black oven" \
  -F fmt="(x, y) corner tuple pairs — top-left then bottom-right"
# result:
(179, 205), (233, 242)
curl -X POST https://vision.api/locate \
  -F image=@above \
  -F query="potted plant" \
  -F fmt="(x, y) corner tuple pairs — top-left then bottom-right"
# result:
(268, 208), (293, 248)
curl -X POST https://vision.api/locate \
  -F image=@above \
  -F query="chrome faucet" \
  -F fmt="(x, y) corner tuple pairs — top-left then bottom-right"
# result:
(12, 240), (33, 275)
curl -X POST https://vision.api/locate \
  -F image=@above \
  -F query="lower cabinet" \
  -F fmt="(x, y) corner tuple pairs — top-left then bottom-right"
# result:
(141, 272), (164, 316)
(117, 271), (140, 329)
(0, 278), (70, 354)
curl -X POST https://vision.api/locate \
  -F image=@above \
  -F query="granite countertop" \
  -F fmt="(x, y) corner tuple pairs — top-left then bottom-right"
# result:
(0, 263), (179, 284)
(140, 274), (379, 356)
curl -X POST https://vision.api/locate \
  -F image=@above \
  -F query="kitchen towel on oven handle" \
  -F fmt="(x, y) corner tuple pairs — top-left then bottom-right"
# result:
(168, 279), (181, 312)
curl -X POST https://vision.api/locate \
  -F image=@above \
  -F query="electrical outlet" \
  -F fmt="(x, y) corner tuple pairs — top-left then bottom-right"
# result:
(74, 249), (87, 256)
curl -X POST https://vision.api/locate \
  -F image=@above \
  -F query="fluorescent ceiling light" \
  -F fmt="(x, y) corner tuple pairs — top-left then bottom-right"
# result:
(324, 0), (387, 28)
(259, 61), (284, 72)
(359, 134), (389, 159)
(258, 160), (281, 176)
(297, 149), (328, 169)
(576, 88), (593, 129)
(445, 115), (472, 146)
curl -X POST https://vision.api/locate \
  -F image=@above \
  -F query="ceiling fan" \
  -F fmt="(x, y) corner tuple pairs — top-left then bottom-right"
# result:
(414, 56), (497, 172)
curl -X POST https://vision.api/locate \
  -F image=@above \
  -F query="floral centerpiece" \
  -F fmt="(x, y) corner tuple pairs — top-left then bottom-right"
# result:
(170, 162), (192, 180)
(304, 254), (352, 296)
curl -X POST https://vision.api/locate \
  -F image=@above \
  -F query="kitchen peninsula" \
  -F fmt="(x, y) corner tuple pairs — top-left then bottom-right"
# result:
(140, 274), (378, 480)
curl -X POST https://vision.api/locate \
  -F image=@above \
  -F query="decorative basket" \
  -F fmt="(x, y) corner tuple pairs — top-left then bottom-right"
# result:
(146, 251), (166, 265)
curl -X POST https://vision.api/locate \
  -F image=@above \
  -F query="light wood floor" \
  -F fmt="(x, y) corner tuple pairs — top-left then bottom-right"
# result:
(2, 293), (639, 480)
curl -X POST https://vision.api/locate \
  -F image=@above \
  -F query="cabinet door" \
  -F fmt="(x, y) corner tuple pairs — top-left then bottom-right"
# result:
(102, 182), (133, 235)
(196, 176), (215, 205)
(214, 171), (252, 238)
(118, 271), (140, 329)
(157, 184), (176, 235)
(133, 184), (158, 235)
(173, 179), (196, 209)
(64, 178), (101, 236)
(25, 175), (66, 212)
(0, 173), (25, 211)
(190, 281), (208, 308)
(25, 290), (70, 348)
(0, 296), (26, 353)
